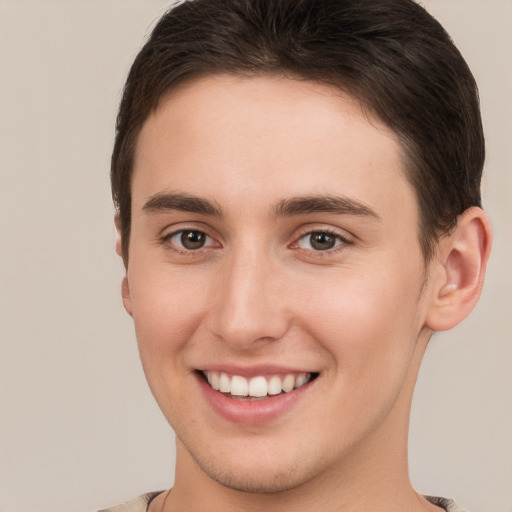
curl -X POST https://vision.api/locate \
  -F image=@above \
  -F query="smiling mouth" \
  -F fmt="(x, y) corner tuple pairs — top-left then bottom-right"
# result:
(199, 370), (318, 400)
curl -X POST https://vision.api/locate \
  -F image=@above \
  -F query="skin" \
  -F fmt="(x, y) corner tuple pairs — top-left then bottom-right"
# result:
(118, 75), (491, 512)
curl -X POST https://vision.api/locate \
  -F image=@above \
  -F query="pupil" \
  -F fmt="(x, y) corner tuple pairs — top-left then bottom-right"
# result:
(181, 230), (205, 250)
(311, 232), (335, 250)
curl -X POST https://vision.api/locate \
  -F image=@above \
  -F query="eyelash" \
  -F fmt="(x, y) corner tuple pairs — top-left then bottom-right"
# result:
(292, 229), (349, 257)
(160, 227), (350, 257)
(161, 228), (218, 257)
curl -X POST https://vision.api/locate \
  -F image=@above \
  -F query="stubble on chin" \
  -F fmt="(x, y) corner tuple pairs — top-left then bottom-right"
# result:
(177, 433), (318, 494)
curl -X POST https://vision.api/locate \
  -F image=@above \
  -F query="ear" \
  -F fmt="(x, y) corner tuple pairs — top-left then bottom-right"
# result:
(114, 213), (124, 260)
(425, 207), (492, 332)
(120, 276), (133, 317)
(115, 214), (133, 317)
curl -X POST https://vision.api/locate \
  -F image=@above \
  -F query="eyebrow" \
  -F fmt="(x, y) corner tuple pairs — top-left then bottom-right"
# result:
(142, 192), (223, 217)
(272, 195), (381, 220)
(141, 192), (380, 221)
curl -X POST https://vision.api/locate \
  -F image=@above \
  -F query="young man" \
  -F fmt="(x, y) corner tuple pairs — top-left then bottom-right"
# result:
(104, 0), (492, 511)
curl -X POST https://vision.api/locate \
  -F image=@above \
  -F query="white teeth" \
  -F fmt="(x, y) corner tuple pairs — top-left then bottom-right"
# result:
(209, 372), (220, 391)
(231, 375), (249, 396)
(295, 373), (308, 388)
(219, 373), (231, 393)
(267, 375), (282, 395)
(203, 371), (312, 397)
(281, 374), (295, 393)
(248, 376), (268, 397)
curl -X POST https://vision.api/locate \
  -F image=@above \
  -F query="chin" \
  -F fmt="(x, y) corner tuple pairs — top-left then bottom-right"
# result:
(184, 438), (318, 494)
(200, 463), (310, 494)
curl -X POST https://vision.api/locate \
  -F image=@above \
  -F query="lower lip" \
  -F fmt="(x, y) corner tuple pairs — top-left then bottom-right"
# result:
(196, 373), (313, 425)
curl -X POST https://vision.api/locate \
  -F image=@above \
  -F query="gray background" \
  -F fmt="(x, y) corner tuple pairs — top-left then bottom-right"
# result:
(0, 1), (510, 511)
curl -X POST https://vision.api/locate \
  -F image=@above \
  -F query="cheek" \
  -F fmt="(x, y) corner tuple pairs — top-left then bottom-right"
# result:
(299, 276), (423, 432)
(127, 267), (210, 418)
(296, 264), (423, 375)
(128, 265), (207, 363)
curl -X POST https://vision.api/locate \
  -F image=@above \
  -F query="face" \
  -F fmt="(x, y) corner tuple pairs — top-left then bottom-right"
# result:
(123, 75), (434, 492)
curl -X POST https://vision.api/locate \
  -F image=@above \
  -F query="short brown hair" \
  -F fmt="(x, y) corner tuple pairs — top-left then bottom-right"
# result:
(112, 0), (484, 263)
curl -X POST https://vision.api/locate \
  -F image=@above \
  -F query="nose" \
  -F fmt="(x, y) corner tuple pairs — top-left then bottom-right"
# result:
(205, 247), (291, 350)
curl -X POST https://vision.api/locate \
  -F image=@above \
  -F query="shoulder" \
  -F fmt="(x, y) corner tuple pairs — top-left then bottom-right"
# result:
(424, 496), (468, 512)
(98, 492), (163, 512)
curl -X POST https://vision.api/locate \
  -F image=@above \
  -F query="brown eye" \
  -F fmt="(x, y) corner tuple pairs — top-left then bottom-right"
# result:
(298, 231), (343, 251)
(168, 229), (213, 251)
(180, 230), (206, 250)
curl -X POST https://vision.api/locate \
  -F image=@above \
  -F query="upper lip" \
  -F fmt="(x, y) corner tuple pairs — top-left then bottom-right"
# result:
(196, 364), (317, 378)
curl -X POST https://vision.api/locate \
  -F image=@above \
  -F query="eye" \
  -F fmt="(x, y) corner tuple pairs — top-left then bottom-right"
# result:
(167, 229), (215, 251)
(297, 231), (345, 251)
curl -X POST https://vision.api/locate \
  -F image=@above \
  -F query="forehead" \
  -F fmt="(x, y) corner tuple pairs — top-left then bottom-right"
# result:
(132, 74), (414, 224)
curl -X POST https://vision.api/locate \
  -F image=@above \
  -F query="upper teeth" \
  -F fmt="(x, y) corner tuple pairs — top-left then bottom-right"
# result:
(204, 371), (311, 397)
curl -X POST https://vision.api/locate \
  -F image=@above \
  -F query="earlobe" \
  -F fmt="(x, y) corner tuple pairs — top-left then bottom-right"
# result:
(425, 207), (492, 332)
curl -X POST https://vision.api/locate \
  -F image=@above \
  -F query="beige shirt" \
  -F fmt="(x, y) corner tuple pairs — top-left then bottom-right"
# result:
(98, 492), (468, 512)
